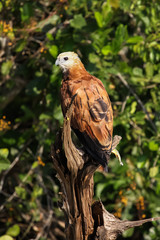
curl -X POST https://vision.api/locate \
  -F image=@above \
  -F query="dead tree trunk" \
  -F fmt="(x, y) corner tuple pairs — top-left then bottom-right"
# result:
(51, 105), (160, 240)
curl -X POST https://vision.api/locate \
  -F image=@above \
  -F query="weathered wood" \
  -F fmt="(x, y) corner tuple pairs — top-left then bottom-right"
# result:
(93, 201), (160, 240)
(51, 105), (98, 240)
(51, 105), (160, 240)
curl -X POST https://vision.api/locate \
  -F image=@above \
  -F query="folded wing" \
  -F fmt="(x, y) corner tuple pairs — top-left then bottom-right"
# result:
(71, 82), (113, 167)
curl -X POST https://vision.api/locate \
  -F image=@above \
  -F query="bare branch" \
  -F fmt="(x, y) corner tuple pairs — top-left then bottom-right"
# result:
(93, 201), (160, 240)
(0, 139), (32, 192)
(0, 77), (27, 110)
(0, 166), (34, 212)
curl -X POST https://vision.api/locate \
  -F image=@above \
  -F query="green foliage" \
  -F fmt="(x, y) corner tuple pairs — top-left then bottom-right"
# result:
(0, 0), (160, 239)
(0, 224), (20, 240)
(0, 148), (10, 173)
(0, 236), (13, 240)
(6, 224), (20, 237)
(70, 14), (87, 29)
(1, 61), (13, 76)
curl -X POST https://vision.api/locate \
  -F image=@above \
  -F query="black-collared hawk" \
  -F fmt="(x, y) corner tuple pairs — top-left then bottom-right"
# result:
(55, 51), (120, 171)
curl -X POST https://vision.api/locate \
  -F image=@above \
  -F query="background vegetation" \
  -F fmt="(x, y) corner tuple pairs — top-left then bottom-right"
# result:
(0, 0), (160, 239)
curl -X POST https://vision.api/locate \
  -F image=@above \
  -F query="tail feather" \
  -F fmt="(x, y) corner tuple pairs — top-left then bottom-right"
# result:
(73, 128), (111, 170)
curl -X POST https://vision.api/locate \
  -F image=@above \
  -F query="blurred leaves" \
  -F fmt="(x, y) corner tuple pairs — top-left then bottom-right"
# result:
(0, 0), (160, 239)
(37, 14), (60, 29)
(149, 141), (159, 151)
(0, 236), (13, 240)
(70, 14), (87, 29)
(20, 3), (33, 22)
(0, 158), (10, 173)
(49, 45), (58, 58)
(149, 167), (159, 178)
(15, 40), (27, 53)
(15, 186), (27, 200)
(1, 61), (13, 76)
(0, 224), (20, 240)
(0, 148), (10, 173)
(6, 224), (20, 237)
(0, 148), (9, 159)
(94, 12), (103, 28)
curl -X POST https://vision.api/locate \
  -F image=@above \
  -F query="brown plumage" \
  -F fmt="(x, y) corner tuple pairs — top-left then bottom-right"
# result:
(55, 52), (113, 170)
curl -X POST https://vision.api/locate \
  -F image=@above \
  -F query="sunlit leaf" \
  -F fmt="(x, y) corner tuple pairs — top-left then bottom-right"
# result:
(145, 62), (154, 79)
(0, 148), (10, 172)
(49, 45), (58, 58)
(153, 74), (160, 83)
(101, 45), (112, 55)
(127, 36), (143, 44)
(89, 53), (100, 64)
(46, 33), (54, 41)
(1, 60), (13, 75)
(70, 14), (86, 29)
(130, 101), (137, 114)
(135, 172), (144, 188)
(150, 166), (159, 178)
(133, 67), (143, 77)
(0, 2), (2, 11)
(94, 12), (103, 28)
(112, 24), (128, 53)
(149, 141), (159, 151)
(15, 187), (27, 200)
(6, 225), (20, 237)
(32, 185), (43, 198)
(32, 161), (39, 169)
(0, 159), (10, 173)
(39, 113), (52, 120)
(37, 15), (60, 28)
(137, 156), (147, 169)
(0, 235), (13, 240)
(0, 148), (9, 158)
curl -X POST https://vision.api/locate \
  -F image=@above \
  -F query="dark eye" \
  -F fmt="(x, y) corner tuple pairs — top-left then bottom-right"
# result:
(64, 57), (68, 61)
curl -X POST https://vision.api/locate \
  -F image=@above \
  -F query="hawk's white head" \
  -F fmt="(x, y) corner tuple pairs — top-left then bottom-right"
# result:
(55, 52), (81, 72)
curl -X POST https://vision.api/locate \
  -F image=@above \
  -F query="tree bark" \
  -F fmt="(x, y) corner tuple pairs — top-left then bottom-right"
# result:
(51, 105), (160, 240)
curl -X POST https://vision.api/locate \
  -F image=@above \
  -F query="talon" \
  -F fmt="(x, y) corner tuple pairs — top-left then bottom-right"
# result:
(111, 149), (123, 166)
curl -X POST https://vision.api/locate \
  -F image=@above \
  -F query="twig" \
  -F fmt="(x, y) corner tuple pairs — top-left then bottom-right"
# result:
(21, 219), (35, 240)
(117, 73), (157, 132)
(0, 166), (34, 212)
(0, 139), (32, 192)
(93, 201), (160, 240)
(1, 77), (27, 110)
(121, 95), (130, 113)
(34, 210), (53, 240)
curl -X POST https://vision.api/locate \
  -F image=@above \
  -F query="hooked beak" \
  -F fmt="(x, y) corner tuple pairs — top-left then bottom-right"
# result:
(55, 59), (59, 66)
